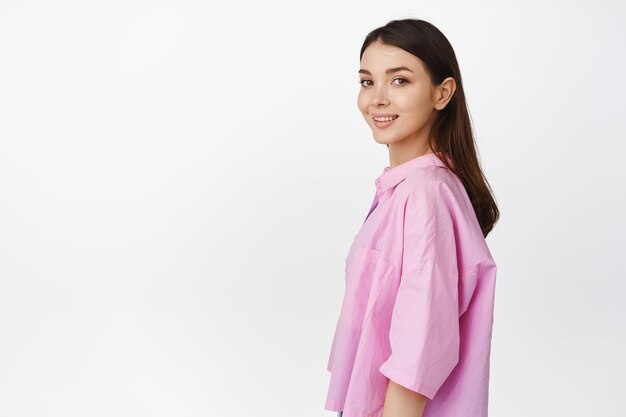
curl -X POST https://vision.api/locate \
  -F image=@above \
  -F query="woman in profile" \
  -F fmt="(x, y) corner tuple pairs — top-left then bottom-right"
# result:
(325, 19), (499, 417)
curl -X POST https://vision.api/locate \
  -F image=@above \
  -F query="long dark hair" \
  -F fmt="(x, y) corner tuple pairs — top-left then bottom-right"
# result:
(360, 18), (499, 237)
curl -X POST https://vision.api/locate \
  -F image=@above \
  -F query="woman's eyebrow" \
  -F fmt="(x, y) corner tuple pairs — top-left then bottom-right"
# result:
(358, 66), (414, 75)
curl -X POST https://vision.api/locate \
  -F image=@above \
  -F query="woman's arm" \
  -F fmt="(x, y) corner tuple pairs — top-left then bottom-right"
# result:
(381, 379), (428, 417)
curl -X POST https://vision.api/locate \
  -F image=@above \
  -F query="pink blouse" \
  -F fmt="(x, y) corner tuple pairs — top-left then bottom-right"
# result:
(325, 151), (497, 417)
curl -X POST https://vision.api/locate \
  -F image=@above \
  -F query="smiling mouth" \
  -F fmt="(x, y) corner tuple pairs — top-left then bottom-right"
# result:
(372, 115), (399, 129)
(372, 115), (399, 122)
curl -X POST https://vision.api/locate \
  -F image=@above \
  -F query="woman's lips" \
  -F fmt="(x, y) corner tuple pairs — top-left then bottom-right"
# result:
(373, 116), (398, 129)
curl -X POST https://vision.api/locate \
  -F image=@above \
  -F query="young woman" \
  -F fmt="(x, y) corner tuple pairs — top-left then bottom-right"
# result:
(324, 19), (499, 417)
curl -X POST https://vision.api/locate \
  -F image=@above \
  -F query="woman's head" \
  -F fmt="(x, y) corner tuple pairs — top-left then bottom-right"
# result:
(358, 19), (500, 237)
(357, 39), (456, 153)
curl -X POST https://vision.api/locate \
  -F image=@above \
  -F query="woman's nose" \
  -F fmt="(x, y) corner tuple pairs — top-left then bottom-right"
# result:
(371, 86), (389, 105)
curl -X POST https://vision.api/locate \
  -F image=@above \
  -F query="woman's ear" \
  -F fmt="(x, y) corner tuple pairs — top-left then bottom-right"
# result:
(434, 77), (456, 111)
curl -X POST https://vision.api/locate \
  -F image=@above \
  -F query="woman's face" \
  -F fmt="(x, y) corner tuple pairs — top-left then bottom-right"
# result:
(357, 40), (443, 150)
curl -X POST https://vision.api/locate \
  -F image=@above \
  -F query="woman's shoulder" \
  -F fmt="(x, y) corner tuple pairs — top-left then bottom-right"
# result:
(394, 164), (463, 205)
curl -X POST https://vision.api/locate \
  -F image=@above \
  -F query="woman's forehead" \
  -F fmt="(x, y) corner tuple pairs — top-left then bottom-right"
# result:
(360, 53), (426, 76)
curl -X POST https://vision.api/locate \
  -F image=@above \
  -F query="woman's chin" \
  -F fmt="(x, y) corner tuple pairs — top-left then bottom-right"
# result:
(371, 134), (396, 146)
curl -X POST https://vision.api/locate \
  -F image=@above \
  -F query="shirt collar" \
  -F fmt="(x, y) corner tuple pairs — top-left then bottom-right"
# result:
(374, 151), (450, 191)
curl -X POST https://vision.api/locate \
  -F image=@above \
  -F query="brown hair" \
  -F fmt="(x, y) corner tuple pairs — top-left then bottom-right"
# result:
(360, 18), (500, 237)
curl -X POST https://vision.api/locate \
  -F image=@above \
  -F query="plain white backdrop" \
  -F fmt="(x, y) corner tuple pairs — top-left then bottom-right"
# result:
(1, 1), (625, 416)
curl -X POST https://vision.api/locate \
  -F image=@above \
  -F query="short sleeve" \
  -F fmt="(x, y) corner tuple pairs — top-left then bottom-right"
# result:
(378, 181), (460, 400)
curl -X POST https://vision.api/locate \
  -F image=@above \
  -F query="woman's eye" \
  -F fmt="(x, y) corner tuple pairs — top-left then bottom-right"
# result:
(359, 78), (408, 88)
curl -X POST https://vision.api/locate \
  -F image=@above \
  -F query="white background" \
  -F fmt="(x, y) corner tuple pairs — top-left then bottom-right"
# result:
(1, 1), (625, 416)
